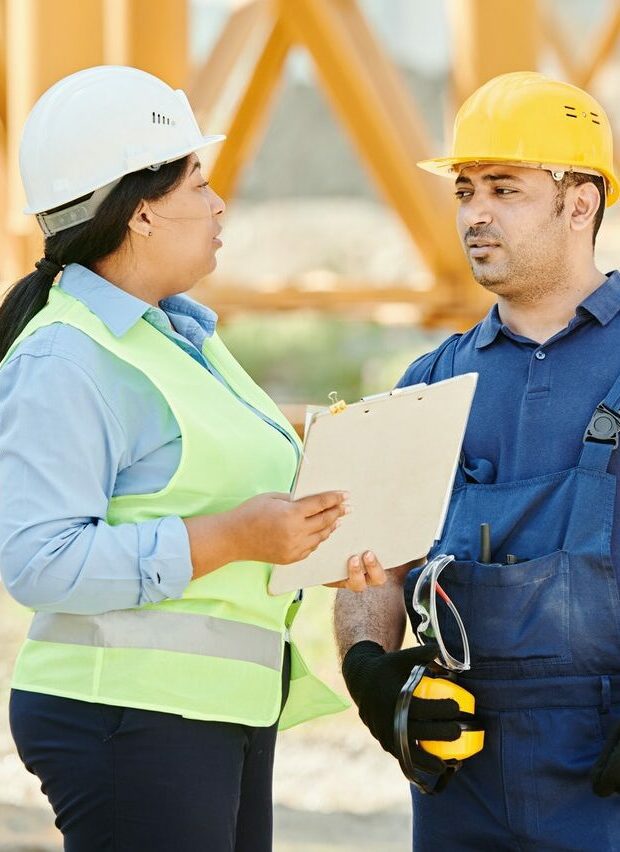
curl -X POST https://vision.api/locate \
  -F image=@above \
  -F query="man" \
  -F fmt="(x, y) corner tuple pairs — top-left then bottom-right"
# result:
(335, 72), (620, 851)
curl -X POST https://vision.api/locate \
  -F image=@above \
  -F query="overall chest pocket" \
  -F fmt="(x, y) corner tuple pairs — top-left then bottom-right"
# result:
(432, 551), (572, 676)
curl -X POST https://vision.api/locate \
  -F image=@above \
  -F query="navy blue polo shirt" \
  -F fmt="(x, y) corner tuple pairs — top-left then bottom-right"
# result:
(397, 270), (620, 569)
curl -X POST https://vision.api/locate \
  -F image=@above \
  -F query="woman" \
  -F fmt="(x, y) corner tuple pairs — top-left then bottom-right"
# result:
(1, 66), (385, 852)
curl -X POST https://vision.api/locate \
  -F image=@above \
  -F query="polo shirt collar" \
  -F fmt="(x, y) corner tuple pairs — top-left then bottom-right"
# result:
(577, 270), (620, 326)
(59, 263), (151, 337)
(475, 270), (620, 349)
(475, 303), (503, 349)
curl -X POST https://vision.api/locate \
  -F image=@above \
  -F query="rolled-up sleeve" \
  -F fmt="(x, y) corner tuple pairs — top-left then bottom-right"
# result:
(0, 352), (192, 614)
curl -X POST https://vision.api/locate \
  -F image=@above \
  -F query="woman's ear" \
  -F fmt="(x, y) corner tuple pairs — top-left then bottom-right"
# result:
(128, 200), (153, 238)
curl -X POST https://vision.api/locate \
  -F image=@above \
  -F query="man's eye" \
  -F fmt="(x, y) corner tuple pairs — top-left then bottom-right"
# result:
(496, 187), (516, 195)
(454, 190), (472, 200)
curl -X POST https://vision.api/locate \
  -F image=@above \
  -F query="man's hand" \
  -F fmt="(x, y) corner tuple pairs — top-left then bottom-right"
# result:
(592, 721), (620, 796)
(326, 550), (387, 591)
(342, 640), (462, 776)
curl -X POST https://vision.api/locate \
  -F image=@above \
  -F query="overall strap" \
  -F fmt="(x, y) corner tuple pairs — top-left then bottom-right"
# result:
(578, 371), (620, 472)
(426, 333), (462, 383)
(424, 334), (465, 483)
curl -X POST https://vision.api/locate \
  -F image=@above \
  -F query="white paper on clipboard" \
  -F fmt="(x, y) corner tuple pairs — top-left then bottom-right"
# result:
(268, 373), (478, 596)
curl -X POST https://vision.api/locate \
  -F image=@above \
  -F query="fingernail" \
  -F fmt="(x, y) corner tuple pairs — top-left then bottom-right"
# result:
(351, 556), (360, 568)
(335, 519), (342, 528)
(364, 551), (375, 563)
(341, 491), (351, 500)
(343, 505), (352, 515)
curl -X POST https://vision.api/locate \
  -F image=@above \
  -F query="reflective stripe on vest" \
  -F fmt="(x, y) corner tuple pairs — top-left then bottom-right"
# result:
(28, 610), (282, 671)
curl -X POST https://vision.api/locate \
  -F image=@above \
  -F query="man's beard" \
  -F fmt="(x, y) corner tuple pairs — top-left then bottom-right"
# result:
(471, 251), (569, 304)
(464, 221), (568, 303)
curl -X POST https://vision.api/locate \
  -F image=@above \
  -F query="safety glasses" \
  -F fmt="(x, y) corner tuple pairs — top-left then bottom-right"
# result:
(411, 554), (470, 672)
(394, 554), (471, 794)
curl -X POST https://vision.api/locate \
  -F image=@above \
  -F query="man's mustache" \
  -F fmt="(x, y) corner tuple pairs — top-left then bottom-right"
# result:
(464, 227), (503, 244)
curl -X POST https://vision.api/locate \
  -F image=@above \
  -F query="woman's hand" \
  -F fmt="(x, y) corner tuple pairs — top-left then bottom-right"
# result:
(231, 491), (349, 564)
(185, 491), (348, 579)
(325, 550), (387, 591)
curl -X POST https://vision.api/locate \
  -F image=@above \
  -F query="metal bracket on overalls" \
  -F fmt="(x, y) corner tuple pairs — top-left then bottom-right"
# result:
(583, 403), (620, 448)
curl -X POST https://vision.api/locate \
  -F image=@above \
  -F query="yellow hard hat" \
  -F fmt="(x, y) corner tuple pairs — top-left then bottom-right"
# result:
(418, 71), (619, 207)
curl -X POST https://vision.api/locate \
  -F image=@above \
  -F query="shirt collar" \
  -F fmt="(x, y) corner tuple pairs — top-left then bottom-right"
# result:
(160, 293), (218, 338)
(475, 304), (503, 349)
(576, 270), (620, 326)
(59, 263), (151, 337)
(59, 263), (218, 338)
(475, 270), (620, 349)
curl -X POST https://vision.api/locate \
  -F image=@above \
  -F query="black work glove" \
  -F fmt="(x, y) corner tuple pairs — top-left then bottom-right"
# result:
(342, 640), (462, 776)
(592, 721), (620, 797)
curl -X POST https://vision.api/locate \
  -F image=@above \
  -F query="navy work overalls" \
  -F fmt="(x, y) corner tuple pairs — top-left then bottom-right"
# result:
(405, 346), (620, 851)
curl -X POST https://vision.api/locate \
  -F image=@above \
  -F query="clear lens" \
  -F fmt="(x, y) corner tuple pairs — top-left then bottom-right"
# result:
(412, 555), (470, 671)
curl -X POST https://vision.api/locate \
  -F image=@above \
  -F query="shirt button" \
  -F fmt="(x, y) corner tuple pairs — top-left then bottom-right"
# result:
(535, 351), (546, 360)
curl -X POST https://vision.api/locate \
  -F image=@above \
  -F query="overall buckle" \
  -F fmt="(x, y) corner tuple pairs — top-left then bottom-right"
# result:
(583, 403), (620, 448)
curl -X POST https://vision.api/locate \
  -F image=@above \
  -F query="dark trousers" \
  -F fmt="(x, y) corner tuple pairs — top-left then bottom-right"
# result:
(9, 647), (290, 852)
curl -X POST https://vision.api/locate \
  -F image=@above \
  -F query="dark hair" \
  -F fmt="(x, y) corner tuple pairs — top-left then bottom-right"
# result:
(554, 172), (606, 247)
(0, 156), (190, 361)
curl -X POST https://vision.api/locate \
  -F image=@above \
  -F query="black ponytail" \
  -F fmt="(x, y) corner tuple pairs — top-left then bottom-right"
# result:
(0, 156), (189, 362)
(0, 265), (58, 361)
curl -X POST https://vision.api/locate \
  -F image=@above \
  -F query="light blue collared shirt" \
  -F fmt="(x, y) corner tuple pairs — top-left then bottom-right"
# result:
(0, 264), (224, 614)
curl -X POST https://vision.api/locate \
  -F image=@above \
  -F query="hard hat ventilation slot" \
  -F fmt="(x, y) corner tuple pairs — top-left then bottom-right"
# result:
(151, 112), (173, 126)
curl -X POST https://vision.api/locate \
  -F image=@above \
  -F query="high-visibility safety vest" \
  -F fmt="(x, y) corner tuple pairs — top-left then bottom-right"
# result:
(5, 286), (348, 729)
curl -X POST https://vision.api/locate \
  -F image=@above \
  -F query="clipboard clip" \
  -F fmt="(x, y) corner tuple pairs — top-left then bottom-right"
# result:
(328, 391), (347, 415)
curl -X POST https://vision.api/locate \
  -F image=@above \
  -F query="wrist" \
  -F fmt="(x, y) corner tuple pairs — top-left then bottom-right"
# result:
(342, 640), (385, 705)
(183, 510), (244, 579)
(221, 502), (252, 562)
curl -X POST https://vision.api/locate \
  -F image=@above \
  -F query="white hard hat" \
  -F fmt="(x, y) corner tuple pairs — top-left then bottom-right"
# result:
(20, 65), (225, 236)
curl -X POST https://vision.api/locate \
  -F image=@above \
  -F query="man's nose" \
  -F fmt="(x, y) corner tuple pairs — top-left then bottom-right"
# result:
(459, 196), (493, 230)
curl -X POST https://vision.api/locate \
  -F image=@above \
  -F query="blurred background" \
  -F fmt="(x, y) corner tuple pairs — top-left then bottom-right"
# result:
(0, 1), (619, 849)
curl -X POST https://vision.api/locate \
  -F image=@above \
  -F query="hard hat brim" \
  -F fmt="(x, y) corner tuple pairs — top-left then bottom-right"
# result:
(417, 156), (619, 207)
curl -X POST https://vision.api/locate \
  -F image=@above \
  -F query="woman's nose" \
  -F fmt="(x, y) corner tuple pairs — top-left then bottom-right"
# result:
(209, 187), (225, 217)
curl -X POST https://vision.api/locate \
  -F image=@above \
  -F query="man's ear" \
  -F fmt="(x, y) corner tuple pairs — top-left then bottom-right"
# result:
(569, 182), (601, 234)
(128, 200), (153, 238)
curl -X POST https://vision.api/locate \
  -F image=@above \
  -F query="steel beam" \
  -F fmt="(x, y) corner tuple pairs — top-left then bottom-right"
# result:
(449, 0), (539, 105)
(189, 0), (269, 122)
(190, 277), (489, 330)
(539, 7), (581, 83)
(329, 0), (474, 305)
(278, 0), (475, 303)
(5, 0), (103, 279)
(208, 13), (291, 200)
(102, 0), (188, 88)
(538, 3), (620, 183)
(578, 3), (620, 89)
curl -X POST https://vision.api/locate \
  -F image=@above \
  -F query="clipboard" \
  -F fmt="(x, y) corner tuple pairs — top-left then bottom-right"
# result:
(268, 373), (478, 595)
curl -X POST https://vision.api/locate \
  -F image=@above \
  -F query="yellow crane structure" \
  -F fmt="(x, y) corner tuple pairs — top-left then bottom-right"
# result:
(1, 0), (619, 329)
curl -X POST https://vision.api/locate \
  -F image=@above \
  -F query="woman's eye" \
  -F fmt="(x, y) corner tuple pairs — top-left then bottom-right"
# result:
(198, 181), (209, 189)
